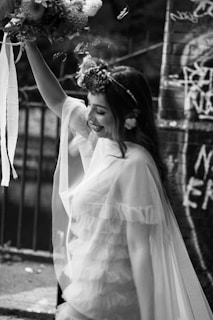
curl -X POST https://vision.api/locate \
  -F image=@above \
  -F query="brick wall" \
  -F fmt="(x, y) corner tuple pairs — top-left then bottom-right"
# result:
(158, 0), (213, 307)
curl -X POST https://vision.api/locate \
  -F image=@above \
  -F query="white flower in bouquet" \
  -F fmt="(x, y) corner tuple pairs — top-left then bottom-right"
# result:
(83, 0), (103, 17)
(34, 0), (49, 8)
(21, 0), (46, 21)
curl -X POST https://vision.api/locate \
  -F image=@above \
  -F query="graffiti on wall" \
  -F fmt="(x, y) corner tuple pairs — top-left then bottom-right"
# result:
(170, 0), (213, 23)
(184, 144), (213, 208)
(166, 23), (213, 120)
(183, 63), (213, 120)
(166, 62), (213, 120)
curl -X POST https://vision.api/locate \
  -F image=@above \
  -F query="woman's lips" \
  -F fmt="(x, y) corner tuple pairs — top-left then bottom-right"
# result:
(90, 123), (104, 132)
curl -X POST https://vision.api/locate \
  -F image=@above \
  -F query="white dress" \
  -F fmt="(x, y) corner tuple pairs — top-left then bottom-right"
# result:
(52, 97), (213, 320)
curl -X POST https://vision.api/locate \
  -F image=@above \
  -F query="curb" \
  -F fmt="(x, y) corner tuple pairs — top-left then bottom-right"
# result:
(0, 307), (54, 319)
(0, 287), (56, 315)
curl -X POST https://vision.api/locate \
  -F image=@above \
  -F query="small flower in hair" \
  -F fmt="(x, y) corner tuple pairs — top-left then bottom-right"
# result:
(124, 118), (137, 130)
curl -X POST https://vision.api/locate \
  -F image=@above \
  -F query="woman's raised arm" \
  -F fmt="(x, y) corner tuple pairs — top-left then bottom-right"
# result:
(25, 42), (67, 118)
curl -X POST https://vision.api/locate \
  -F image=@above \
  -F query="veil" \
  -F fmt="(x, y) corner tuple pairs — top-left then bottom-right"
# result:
(51, 97), (213, 319)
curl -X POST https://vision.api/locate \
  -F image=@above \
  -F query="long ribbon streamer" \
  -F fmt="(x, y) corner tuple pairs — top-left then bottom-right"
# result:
(0, 33), (19, 186)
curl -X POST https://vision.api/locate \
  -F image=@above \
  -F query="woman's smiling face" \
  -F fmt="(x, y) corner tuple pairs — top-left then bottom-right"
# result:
(87, 92), (115, 139)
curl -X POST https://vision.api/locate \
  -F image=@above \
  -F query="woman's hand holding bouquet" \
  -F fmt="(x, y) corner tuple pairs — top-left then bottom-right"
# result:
(0, 0), (103, 42)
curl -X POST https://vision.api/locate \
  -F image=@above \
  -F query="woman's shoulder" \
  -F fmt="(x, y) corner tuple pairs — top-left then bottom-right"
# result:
(125, 142), (153, 167)
(123, 143), (161, 187)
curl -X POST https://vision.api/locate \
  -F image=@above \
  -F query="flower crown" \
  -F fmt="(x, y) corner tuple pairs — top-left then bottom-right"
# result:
(77, 54), (138, 107)
(77, 55), (110, 93)
(0, 0), (103, 42)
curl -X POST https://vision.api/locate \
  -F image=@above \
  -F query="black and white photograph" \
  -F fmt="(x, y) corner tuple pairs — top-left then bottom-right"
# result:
(0, 1), (213, 319)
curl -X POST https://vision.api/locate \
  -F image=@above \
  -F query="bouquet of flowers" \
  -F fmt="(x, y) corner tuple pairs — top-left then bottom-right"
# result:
(0, 0), (103, 187)
(0, 0), (103, 42)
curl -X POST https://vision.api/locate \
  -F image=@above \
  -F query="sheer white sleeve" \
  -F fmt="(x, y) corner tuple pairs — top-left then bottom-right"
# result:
(62, 96), (89, 138)
(52, 96), (94, 291)
(111, 149), (162, 225)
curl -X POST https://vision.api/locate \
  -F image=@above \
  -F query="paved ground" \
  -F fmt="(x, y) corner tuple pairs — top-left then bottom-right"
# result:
(0, 251), (57, 320)
(1, 249), (212, 319)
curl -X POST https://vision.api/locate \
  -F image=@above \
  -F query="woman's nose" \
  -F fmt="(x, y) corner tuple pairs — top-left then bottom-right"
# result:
(87, 106), (94, 122)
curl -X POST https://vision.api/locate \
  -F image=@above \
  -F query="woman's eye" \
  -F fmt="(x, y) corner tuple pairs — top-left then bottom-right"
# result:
(97, 109), (105, 115)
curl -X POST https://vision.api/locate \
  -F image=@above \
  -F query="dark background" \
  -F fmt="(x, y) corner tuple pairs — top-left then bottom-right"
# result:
(13, 0), (167, 97)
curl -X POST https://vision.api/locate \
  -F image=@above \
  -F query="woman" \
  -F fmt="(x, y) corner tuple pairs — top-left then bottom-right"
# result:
(25, 42), (213, 320)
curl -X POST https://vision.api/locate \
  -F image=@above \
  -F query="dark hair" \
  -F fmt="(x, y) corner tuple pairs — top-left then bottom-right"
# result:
(104, 65), (168, 187)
